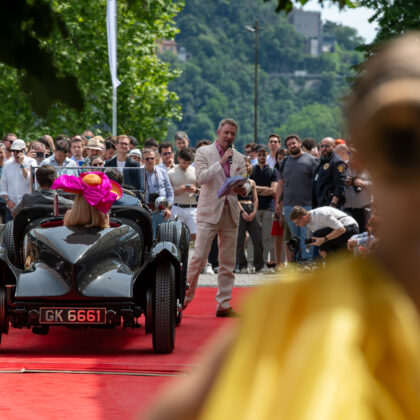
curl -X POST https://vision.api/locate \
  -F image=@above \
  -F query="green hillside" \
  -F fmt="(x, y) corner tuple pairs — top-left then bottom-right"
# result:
(163, 0), (364, 149)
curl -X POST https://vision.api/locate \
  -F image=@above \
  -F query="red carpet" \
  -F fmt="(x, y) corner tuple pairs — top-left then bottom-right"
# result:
(0, 287), (252, 420)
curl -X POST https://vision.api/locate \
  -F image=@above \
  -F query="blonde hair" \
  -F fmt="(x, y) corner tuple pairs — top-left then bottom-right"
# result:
(65, 194), (109, 228)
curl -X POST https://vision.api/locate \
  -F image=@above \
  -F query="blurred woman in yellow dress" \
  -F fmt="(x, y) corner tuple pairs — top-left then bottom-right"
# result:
(144, 33), (420, 420)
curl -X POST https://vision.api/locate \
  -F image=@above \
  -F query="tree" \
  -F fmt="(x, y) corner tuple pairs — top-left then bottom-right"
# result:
(359, 0), (420, 54)
(0, 0), (183, 141)
(277, 104), (345, 141)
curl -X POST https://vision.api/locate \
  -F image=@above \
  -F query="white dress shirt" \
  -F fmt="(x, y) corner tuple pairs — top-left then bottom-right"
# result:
(308, 206), (357, 233)
(0, 156), (37, 204)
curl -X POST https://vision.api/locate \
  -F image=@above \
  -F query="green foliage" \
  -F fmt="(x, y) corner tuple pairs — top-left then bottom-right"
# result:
(166, 0), (363, 148)
(359, 0), (420, 55)
(277, 104), (345, 140)
(0, 0), (183, 142)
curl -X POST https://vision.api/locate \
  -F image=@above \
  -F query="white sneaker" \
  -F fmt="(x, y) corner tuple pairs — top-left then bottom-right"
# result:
(261, 267), (275, 274)
(202, 263), (214, 275)
(239, 267), (249, 274)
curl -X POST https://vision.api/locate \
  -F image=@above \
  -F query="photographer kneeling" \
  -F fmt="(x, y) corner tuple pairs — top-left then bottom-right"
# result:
(290, 206), (358, 259)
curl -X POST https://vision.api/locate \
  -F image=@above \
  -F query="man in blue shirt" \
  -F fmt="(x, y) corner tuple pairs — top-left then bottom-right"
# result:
(142, 149), (174, 220)
(41, 139), (78, 176)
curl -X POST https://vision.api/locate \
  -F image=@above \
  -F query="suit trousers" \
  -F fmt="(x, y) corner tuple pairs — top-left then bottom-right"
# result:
(185, 205), (238, 310)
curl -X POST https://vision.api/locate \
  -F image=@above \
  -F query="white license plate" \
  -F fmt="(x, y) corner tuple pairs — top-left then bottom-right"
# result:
(39, 307), (106, 324)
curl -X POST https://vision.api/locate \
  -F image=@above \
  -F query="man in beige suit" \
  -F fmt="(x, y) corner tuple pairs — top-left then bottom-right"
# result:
(184, 118), (250, 317)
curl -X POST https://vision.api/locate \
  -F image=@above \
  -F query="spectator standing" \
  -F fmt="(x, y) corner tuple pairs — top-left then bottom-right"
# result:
(128, 149), (142, 165)
(344, 149), (372, 232)
(0, 144), (7, 222)
(168, 148), (198, 241)
(302, 137), (317, 154)
(236, 157), (264, 273)
(245, 143), (258, 164)
(266, 133), (281, 168)
(91, 156), (105, 168)
(105, 135), (142, 191)
(174, 131), (189, 163)
(41, 139), (78, 176)
(2, 133), (17, 160)
(312, 137), (346, 209)
(83, 129), (94, 140)
(85, 137), (104, 165)
(104, 139), (116, 160)
(0, 139), (37, 222)
(185, 118), (250, 316)
(276, 134), (318, 261)
(70, 137), (86, 166)
(27, 141), (46, 166)
(250, 144), (278, 268)
(105, 168), (141, 207)
(158, 142), (175, 172)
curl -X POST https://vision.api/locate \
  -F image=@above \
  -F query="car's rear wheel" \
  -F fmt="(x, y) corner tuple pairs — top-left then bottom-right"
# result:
(152, 261), (176, 354)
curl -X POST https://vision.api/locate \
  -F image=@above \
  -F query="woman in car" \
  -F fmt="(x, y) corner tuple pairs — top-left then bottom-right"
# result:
(52, 172), (121, 229)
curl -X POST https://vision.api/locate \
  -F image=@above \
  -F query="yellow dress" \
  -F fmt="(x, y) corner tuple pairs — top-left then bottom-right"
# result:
(199, 257), (420, 420)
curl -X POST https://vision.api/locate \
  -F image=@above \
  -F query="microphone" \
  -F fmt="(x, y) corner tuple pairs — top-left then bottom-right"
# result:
(227, 144), (233, 165)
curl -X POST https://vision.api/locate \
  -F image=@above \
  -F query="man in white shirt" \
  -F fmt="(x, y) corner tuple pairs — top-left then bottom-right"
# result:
(41, 139), (78, 176)
(290, 205), (358, 259)
(168, 148), (198, 240)
(0, 139), (37, 222)
(157, 142), (175, 172)
(266, 133), (281, 168)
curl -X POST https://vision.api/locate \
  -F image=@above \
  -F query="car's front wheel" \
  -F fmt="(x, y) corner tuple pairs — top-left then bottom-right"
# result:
(152, 261), (176, 354)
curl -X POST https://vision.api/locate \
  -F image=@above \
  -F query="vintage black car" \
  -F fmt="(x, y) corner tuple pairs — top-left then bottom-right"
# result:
(0, 204), (190, 354)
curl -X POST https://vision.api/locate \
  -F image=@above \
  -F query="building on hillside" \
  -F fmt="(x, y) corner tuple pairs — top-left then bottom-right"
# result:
(288, 9), (335, 56)
(158, 39), (178, 55)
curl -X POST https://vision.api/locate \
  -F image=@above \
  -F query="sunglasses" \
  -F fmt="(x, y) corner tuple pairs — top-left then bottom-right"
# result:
(161, 152), (172, 156)
(12, 150), (23, 153)
(92, 163), (103, 166)
(269, 140), (279, 143)
(144, 157), (155, 161)
(319, 144), (331, 148)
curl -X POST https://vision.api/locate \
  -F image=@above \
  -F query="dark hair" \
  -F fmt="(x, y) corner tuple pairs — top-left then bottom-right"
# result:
(159, 142), (173, 153)
(274, 149), (288, 171)
(105, 168), (123, 186)
(105, 140), (116, 150)
(129, 135), (138, 147)
(179, 148), (193, 162)
(245, 142), (257, 151)
(302, 137), (316, 151)
(36, 165), (57, 187)
(196, 139), (212, 149)
(71, 137), (84, 145)
(145, 137), (159, 148)
(55, 139), (70, 154)
(284, 134), (301, 145)
(38, 137), (51, 149)
(55, 134), (71, 142)
(268, 133), (281, 142)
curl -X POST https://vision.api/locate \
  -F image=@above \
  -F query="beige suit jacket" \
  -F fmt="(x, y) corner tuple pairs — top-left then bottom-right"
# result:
(194, 143), (249, 226)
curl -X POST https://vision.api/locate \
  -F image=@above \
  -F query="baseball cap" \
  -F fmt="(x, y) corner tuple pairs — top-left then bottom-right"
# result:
(128, 149), (142, 158)
(10, 139), (26, 151)
(256, 144), (269, 153)
(86, 138), (103, 151)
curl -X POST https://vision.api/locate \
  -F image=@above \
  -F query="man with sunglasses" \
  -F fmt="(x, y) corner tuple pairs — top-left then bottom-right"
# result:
(0, 139), (37, 222)
(157, 142), (175, 172)
(312, 137), (346, 209)
(2, 132), (17, 160)
(266, 134), (281, 168)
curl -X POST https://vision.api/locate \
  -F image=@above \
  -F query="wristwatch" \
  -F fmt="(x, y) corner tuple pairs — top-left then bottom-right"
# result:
(20, 164), (24, 169)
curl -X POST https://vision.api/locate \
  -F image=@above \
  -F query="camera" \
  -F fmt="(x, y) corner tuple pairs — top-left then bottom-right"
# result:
(352, 177), (362, 193)
(36, 151), (45, 159)
(286, 235), (300, 255)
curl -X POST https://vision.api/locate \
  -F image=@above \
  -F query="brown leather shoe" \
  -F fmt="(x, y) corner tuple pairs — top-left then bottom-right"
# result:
(216, 307), (239, 318)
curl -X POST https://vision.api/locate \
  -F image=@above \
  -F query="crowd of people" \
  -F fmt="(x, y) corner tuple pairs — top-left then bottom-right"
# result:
(0, 120), (377, 273)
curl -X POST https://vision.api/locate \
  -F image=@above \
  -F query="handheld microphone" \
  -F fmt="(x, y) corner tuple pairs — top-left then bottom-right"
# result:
(228, 144), (233, 165)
